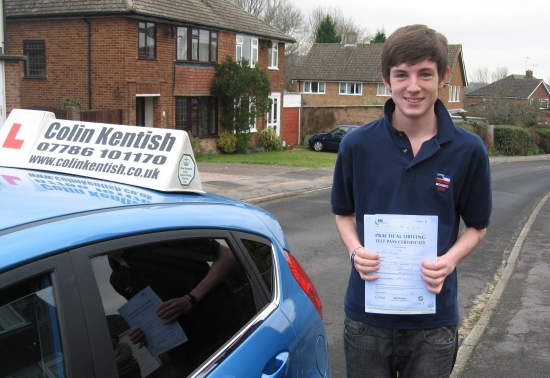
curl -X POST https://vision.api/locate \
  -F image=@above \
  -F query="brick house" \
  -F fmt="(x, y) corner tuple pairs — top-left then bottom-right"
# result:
(465, 70), (550, 110)
(5, 0), (294, 151)
(292, 38), (466, 136)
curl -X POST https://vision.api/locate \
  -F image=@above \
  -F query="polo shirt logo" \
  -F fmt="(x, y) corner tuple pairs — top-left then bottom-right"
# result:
(436, 173), (451, 191)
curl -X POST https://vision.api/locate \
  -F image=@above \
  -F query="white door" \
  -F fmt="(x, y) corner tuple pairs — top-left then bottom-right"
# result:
(266, 93), (281, 136)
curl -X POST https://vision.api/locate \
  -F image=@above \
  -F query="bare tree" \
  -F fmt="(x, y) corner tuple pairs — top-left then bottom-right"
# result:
(304, 6), (373, 48)
(470, 67), (490, 85)
(491, 66), (509, 82)
(263, 0), (305, 37)
(227, 0), (268, 18)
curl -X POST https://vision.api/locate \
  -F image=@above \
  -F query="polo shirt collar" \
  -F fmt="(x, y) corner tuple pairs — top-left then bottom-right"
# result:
(383, 99), (455, 167)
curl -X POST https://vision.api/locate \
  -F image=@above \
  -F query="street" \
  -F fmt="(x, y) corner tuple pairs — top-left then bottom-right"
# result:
(258, 160), (550, 377)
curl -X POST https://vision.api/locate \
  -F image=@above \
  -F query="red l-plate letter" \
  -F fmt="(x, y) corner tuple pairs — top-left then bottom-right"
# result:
(2, 123), (25, 149)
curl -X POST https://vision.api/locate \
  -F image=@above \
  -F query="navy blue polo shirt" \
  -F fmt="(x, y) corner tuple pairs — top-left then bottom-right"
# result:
(331, 99), (492, 329)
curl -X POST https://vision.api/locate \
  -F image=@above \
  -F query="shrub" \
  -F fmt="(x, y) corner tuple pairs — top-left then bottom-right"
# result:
(457, 123), (477, 134)
(494, 125), (533, 156)
(536, 128), (550, 153)
(235, 132), (252, 154)
(217, 131), (238, 154)
(187, 133), (205, 157)
(259, 128), (283, 151)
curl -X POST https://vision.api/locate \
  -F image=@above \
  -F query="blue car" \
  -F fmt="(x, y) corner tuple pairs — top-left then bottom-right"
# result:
(0, 110), (329, 378)
(308, 125), (359, 152)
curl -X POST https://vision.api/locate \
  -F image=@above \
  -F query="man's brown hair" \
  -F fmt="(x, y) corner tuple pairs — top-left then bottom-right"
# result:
(381, 24), (449, 82)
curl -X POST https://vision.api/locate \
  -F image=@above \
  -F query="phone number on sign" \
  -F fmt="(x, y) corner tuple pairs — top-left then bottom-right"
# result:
(36, 142), (167, 165)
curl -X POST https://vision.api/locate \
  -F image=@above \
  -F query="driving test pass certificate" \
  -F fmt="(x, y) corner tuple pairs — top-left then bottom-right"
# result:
(364, 214), (438, 314)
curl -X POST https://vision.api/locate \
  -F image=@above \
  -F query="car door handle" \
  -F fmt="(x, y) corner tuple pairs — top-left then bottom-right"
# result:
(261, 351), (290, 378)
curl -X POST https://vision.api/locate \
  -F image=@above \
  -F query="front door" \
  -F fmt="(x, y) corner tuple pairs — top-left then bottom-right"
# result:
(136, 96), (154, 127)
(266, 93), (281, 136)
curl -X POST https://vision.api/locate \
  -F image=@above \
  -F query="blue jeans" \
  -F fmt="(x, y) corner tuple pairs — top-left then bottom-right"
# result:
(344, 316), (458, 378)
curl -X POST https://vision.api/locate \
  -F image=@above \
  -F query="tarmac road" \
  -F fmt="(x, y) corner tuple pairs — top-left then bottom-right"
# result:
(198, 154), (550, 377)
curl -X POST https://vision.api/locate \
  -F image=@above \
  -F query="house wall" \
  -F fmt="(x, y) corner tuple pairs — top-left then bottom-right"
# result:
(4, 60), (25, 114)
(299, 81), (385, 136)
(531, 84), (550, 103)
(441, 55), (465, 111)
(7, 17), (176, 128)
(7, 17), (289, 149)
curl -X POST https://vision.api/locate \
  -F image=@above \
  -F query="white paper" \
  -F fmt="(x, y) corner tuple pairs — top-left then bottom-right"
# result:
(118, 286), (188, 356)
(364, 214), (438, 314)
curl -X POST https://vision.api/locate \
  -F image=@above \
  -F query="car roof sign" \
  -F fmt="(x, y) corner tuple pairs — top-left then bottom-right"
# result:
(0, 109), (203, 193)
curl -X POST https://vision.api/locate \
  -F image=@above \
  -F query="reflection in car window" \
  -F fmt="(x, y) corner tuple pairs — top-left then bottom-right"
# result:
(241, 239), (273, 296)
(0, 274), (65, 377)
(90, 238), (267, 377)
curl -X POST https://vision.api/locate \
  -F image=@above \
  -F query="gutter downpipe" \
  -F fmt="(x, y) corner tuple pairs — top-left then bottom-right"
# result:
(84, 18), (92, 110)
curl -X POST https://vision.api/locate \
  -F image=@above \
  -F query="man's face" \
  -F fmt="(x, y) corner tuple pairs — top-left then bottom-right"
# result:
(382, 59), (449, 125)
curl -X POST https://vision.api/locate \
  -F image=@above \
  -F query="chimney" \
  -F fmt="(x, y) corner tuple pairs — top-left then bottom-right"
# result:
(345, 32), (357, 45)
(526, 70), (533, 79)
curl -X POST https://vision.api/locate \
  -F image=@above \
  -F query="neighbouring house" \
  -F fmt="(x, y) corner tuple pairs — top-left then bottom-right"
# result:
(5, 0), (294, 151)
(465, 70), (550, 110)
(292, 34), (467, 138)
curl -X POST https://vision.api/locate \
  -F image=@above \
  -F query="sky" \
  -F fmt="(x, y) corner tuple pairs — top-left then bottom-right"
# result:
(291, 0), (550, 84)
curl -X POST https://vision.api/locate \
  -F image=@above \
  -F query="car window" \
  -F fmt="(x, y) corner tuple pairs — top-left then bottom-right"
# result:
(89, 237), (270, 377)
(332, 127), (347, 136)
(0, 274), (65, 377)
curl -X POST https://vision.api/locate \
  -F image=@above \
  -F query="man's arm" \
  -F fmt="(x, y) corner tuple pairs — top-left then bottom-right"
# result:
(335, 214), (380, 281)
(421, 226), (487, 294)
(156, 244), (236, 324)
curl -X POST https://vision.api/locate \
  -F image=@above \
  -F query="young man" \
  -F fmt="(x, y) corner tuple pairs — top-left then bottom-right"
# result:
(331, 25), (492, 377)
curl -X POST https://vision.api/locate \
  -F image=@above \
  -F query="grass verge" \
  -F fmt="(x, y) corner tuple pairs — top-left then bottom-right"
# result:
(197, 147), (337, 168)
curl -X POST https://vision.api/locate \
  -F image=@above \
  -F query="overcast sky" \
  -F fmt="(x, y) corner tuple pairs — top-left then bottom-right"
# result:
(292, 0), (550, 84)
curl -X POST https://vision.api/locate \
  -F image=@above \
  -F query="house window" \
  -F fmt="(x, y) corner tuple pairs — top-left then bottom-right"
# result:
(449, 85), (461, 103)
(176, 97), (218, 137)
(236, 35), (258, 67)
(377, 83), (391, 96)
(138, 21), (156, 58)
(268, 41), (278, 69)
(176, 27), (218, 63)
(340, 82), (362, 95)
(540, 99), (549, 109)
(24, 41), (46, 77)
(303, 81), (325, 94)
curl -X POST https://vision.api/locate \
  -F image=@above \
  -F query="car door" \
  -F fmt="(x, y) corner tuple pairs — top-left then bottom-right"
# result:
(0, 253), (94, 377)
(326, 126), (349, 150)
(70, 229), (297, 377)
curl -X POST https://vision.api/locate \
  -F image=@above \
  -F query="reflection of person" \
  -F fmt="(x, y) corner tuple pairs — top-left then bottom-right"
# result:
(109, 239), (246, 376)
(110, 333), (141, 378)
(331, 25), (492, 377)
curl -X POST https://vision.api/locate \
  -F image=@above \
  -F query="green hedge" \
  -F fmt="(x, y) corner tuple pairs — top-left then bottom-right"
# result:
(494, 125), (533, 156)
(537, 128), (550, 154)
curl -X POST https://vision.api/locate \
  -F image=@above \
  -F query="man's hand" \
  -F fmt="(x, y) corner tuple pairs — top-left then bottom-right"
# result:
(128, 327), (146, 348)
(353, 247), (380, 281)
(421, 256), (455, 294)
(156, 297), (193, 324)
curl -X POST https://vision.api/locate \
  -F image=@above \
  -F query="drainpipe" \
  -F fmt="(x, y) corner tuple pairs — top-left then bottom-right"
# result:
(84, 18), (92, 110)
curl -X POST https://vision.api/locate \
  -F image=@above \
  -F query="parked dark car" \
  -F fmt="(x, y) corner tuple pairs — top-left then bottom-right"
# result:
(308, 125), (360, 152)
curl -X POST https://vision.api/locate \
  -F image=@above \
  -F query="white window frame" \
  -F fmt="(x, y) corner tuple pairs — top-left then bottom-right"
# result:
(303, 81), (325, 94)
(377, 83), (391, 96)
(236, 35), (258, 67)
(449, 85), (461, 103)
(340, 82), (363, 95)
(268, 41), (278, 69)
(539, 98), (549, 109)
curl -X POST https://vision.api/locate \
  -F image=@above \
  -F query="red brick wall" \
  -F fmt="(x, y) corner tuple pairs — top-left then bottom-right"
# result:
(4, 60), (25, 114)
(7, 18), (178, 127)
(7, 17), (288, 150)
